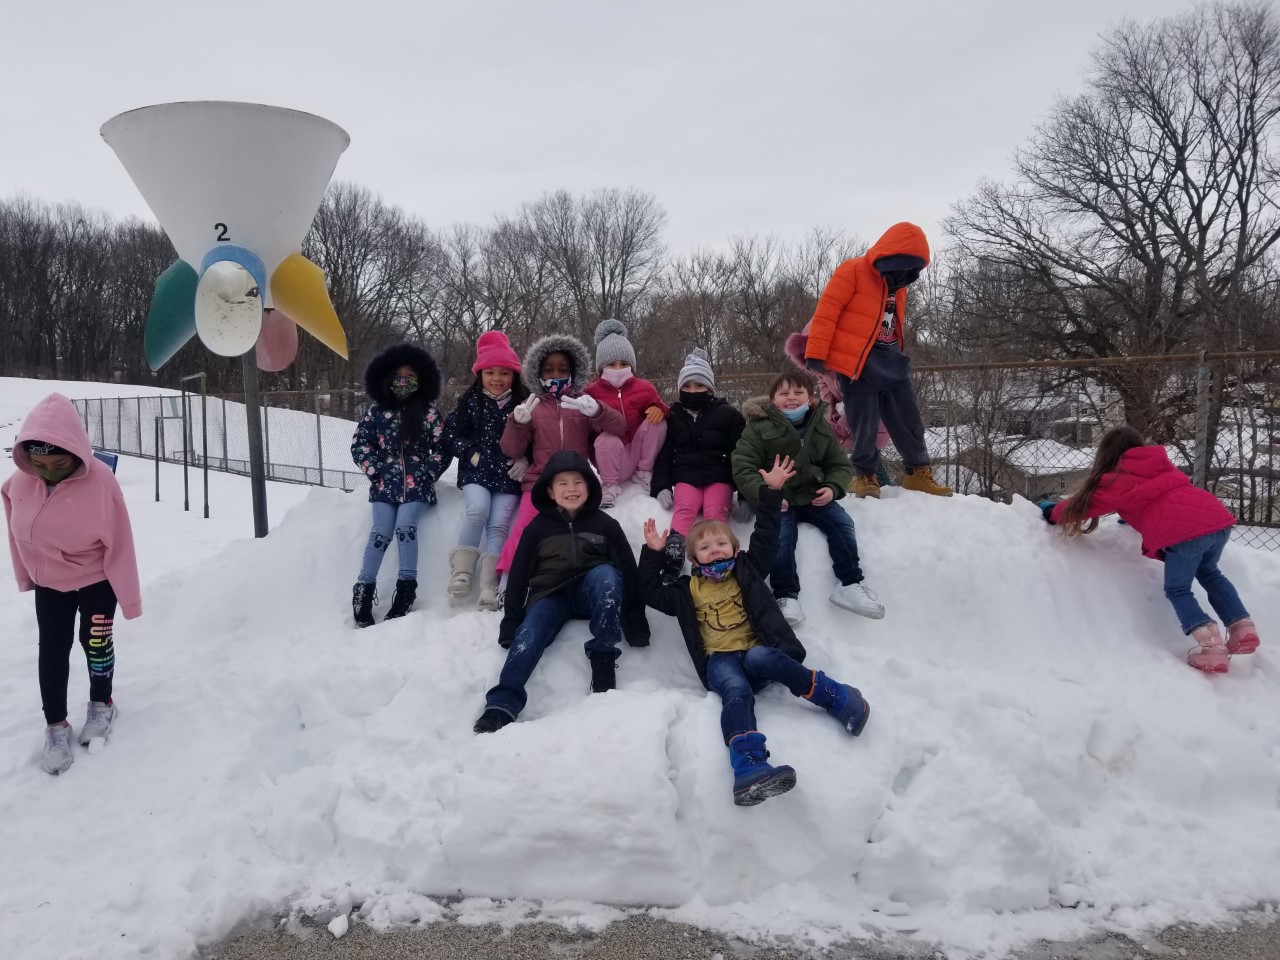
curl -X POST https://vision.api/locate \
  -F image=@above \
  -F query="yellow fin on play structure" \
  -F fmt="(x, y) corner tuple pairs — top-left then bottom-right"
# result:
(271, 254), (349, 359)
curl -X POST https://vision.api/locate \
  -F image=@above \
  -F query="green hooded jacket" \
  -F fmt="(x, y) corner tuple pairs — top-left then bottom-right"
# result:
(731, 396), (853, 507)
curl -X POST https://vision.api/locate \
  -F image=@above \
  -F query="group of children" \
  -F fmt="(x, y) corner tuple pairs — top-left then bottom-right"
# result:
(5, 225), (1264, 798)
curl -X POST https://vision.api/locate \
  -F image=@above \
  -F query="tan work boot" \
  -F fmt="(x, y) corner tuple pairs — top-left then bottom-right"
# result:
(850, 475), (881, 499)
(900, 466), (953, 497)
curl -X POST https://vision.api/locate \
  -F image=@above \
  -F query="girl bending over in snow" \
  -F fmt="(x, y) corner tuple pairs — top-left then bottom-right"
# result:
(1042, 425), (1260, 673)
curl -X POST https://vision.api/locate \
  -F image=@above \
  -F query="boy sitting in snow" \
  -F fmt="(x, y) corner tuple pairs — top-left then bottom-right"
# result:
(473, 451), (649, 733)
(638, 455), (871, 806)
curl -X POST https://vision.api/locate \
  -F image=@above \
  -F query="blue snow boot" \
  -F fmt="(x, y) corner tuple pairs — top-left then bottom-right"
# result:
(728, 732), (796, 806)
(804, 670), (871, 736)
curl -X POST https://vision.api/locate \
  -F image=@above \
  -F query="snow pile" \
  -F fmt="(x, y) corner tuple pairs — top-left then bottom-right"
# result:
(1, 377), (1278, 960)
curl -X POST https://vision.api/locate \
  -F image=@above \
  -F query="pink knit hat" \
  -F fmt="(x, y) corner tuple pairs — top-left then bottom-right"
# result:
(472, 330), (522, 373)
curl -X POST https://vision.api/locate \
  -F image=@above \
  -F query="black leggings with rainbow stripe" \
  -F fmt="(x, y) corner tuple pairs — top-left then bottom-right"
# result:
(35, 580), (116, 726)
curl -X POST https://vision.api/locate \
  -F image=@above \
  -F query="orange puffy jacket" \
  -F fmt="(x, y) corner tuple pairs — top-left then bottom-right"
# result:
(803, 222), (931, 379)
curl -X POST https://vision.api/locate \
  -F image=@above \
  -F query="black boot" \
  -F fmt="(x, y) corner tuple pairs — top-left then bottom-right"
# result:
(352, 582), (376, 628)
(384, 578), (418, 619)
(661, 532), (686, 586)
(473, 708), (513, 734)
(589, 653), (617, 693)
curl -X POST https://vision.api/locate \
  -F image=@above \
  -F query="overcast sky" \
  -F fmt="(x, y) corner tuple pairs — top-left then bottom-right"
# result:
(2, 0), (1189, 257)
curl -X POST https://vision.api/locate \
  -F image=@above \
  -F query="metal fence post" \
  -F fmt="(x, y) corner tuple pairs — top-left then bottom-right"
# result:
(136, 397), (143, 454)
(315, 393), (325, 487)
(221, 398), (229, 469)
(1193, 352), (1211, 489)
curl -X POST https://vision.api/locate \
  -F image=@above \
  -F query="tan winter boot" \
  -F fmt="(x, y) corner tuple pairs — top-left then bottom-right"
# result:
(476, 553), (502, 611)
(850, 474), (881, 499)
(448, 546), (480, 598)
(900, 466), (953, 497)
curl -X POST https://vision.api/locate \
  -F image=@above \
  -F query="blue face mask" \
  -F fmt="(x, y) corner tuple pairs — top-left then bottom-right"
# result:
(542, 376), (572, 397)
(781, 405), (808, 424)
(693, 556), (735, 582)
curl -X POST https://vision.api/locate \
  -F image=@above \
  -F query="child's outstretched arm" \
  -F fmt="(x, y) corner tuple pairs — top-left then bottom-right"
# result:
(743, 456), (795, 578)
(638, 518), (682, 616)
(730, 428), (768, 507)
(423, 406), (453, 481)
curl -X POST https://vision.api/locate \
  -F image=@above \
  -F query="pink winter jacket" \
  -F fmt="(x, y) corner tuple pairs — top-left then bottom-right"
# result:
(1050, 445), (1234, 559)
(583, 376), (669, 444)
(2, 394), (142, 618)
(499, 393), (626, 492)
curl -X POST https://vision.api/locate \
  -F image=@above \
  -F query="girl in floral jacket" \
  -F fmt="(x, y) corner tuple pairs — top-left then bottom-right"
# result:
(350, 344), (450, 627)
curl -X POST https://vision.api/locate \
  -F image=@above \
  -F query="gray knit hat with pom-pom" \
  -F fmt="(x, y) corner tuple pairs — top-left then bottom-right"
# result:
(677, 348), (715, 391)
(594, 318), (637, 370)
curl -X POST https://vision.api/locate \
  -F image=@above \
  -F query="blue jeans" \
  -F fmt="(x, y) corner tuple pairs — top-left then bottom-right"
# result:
(485, 565), (624, 718)
(771, 500), (863, 599)
(358, 500), (427, 582)
(457, 484), (520, 555)
(705, 646), (814, 742)
(1162, 528), (1248, 634)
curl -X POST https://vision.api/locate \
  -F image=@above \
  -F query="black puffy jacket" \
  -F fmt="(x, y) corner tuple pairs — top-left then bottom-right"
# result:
(650, 397), (746, 496)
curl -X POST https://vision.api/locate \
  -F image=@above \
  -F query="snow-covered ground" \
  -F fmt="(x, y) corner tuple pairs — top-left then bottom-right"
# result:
(1, 377), (1278, 960)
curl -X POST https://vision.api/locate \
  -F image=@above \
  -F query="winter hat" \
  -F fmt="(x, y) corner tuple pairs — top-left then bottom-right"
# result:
(677, 348), (715, 391)
(472, 330), (522, 373)
(594, 318), (637, 370)
(23, 439), (70, 456)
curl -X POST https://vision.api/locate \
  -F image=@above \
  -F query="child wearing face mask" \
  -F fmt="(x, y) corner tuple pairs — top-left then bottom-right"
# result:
(583, 319), (668, 509)
(443, 331), (530, 610)
(496, 334), (626, 576)
(638, 455), (871, 806)
(3, 393), (141, 776)
(649, 349), (747, 574)
(733, 370), (883, 627)
(350, 344), (451, 627)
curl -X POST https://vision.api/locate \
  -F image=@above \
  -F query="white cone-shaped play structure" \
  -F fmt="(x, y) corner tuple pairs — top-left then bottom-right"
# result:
(102, 101), (351, 367)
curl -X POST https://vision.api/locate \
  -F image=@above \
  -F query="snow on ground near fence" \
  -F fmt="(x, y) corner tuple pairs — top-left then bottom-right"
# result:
(0, 377), (1279, 960)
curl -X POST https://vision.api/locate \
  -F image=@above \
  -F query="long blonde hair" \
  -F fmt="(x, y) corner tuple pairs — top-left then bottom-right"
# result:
(1058, 425), (1146, 536)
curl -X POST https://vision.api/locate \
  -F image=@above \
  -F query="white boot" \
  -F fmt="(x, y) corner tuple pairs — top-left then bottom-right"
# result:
(448, 546), (480, 598)
(829, 582), (885, 619)
(477, 554), (502, 611)
(79, 701), (118, 745)
(776, 597), (805, 625)
(41, 722), (74, 775)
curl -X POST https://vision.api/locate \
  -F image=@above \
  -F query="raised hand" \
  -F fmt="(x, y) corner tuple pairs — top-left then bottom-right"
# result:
(642, 517), (669, 552)
(758, 454), (797, 491)
(512, 394), (540, 424)
(561, 394), (600, 417)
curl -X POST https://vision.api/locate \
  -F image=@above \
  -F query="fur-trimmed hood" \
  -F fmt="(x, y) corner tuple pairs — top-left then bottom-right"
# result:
(522, 334), (592, 396)
(783, 330), (809, 370)
(364, 344), (441, 406)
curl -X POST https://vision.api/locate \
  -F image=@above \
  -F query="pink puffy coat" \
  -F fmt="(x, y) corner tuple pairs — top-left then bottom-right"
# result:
(1050, 445), (1234, 559)
(500, 395), (625, 492)
(584, 375), (669, 444)
(2, 393), (142, 617)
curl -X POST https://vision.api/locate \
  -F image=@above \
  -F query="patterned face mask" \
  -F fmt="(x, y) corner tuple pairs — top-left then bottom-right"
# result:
(390, 375), (419, 400)
(693, 556), (735, 582)
(541, 376), (572, 397)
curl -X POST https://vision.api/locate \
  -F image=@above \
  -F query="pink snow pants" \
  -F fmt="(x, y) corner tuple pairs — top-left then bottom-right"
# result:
(496, 491), (539, 574)
(594, 419), (667, 486)
(671, 482), (734, 536)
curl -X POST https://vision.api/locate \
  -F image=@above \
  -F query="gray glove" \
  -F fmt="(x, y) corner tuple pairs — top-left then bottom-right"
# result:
(656, 488), (674, 510)
(731, 494), (755, 523)
(507, 457), (529, 482)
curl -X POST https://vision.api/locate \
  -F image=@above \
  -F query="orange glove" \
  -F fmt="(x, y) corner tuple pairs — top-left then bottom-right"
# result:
(644, 405), (665, 424)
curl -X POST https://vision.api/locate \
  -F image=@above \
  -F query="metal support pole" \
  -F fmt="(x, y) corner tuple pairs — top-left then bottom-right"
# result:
(1193, 351), (1211, 489)
(116, 397), (122, 451)
(181, 373), (210, 519)
(315, 393), (325, 487)
(180, 389), (190, 512)
(154, 417), (161, 501)
(241, 351), (269, 537)
(136, 397), (143, 454)
(221, 397), (228, 469)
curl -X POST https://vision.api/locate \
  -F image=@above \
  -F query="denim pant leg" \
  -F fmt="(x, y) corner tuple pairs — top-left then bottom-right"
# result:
(1195, 528), (1249, 627)
(485, 591), (572, 718)
(771, 507), (801, 599)
(394, 501), (427, 580)
(358, 501), (398, 583)
(457, 484), (492, 550)
(742, 645), (814, 698)
(485, 492), (520, 556)
(1163, 535), (1214, 634)
(706, 651), (757, 742)
(571, 565), (625, 660)
(794, 501), (864, 585)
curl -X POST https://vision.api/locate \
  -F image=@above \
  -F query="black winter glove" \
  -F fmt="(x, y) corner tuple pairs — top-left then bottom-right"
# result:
(805, 358), (827, 373)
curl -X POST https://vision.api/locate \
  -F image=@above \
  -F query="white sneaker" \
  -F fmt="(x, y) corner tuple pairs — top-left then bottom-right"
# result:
(776, 597), (805, 625)
(79, 701), (118, 745)
(41, 723), (74, 775)
(829, 582), (885, 619)
(600, 484), (621, 508)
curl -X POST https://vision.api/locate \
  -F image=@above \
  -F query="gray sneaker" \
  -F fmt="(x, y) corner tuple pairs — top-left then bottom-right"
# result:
(41, 723), (74, 775)
(78, 701), (118, 745)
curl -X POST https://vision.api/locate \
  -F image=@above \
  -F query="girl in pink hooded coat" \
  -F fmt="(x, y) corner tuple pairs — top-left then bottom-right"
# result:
(3, 393), (141, 775)
(496, 334), (625, 574)
(1043, 425), (1259, 673)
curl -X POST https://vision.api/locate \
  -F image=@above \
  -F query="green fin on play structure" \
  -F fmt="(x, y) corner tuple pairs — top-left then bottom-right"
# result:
(144, 259), (199, 371)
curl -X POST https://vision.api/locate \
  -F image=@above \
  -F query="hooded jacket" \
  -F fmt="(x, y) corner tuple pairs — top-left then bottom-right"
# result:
(444, 384), (523, 495)
(638, 487), (805, 689)
(1049, 446), (1235, 559)
(351, 344), (451, 505)
(731, 397), (853, 507)
(2, 394), (142, 618)
(500, 335), (625, 492)
(650, 396), (745, 496)
(583, 374), (669, 445)
(498, 451), (650, 648)
(804, 222), (931, 379)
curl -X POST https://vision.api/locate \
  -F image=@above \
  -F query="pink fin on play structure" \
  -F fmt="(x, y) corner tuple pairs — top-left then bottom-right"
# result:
(256, 309), (300, 372)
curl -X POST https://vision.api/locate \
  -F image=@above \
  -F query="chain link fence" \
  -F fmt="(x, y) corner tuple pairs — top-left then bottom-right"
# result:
(75, 352), (1280, 549)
